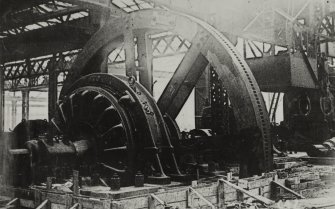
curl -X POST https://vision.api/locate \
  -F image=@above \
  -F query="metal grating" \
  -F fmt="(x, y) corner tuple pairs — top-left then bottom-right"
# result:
(152, 33), (191, 58)
(2, 50), (79, 91)
(108, 44), (126, 64)
(108, 33), (190, 65)
(112, 0), (154, 13)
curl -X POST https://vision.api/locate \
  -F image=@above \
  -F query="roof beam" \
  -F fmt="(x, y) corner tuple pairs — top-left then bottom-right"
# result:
(2, 19), (91, 62)
(1, 6), (86, 32)
(3, 41), (84, 63)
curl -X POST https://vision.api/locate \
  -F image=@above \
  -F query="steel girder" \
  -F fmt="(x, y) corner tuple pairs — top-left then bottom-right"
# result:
(141, 0), (334, 45)
(0, 1), (90, 38)
(1, 17), (92, 63)
(107, 33), (190, 64)
(1, 50), (79, 91)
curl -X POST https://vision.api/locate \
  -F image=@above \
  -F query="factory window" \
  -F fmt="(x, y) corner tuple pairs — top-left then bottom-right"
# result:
(3, 91), (48, 131)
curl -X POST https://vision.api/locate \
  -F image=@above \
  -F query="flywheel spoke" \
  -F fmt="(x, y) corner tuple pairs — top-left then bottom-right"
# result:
(95, 106), (121, 131)
(89, 94), (110, 123)
(94, 106), (116, 126)
(59, 86), (132, 183)
(101, 123), (124, 138)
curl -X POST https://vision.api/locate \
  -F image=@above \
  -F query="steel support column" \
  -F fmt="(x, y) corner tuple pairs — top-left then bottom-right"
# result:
(98, 49), (109, 73)
(11, 100), (17, 130)
(0, 67), (4, 132)
(194, 65), (210, 128)
(124, 27), (137, 78)
(5, 104), (10, 131)
(48, 56), (58, 122)
(22, 90), (29, 121)
(137, 30), (153, 94)
(96, 40), (123, 73)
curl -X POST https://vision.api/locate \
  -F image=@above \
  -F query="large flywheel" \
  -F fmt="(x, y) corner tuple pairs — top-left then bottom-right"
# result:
(60, 9), (273, 177)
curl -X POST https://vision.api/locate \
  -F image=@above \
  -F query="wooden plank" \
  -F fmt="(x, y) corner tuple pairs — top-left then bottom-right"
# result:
(299, 157), (335, 165)
(237, 190), (244, 201)
(69, 203), (79, 209)
(309, 202), (335, 208)
(155, 184), (217, 203)
(20, 199), (35, 208)
(186, 189), (192, 208)
(36, 199), (49, 209)
(46, 178), (53, 190)
(86, 185), (160, 199)
(134, 196), (218, 209)
(217, 180), (225, 208)
(224, 191), (237, 202)
(50, 203), (66, 209)
(1, 187), (115, 209)
(188, 187), (215, 209)
(4, 174), (288, 209)
(272, 181), (305, 199)
(117, 195), (147, 209)
(148, 194), (169, 209)
(6, 198), (19, 206)
(73, 171), (79, 196)
(4, 186), (219, 209)
(168, 196), (218, 209)
(44, 192), (67, 205)
(148, 195), (155, 209)
(238, 176), (273, 189)
(65, 194), (72, 209)
(2, 133), (17, 186)
(111, 201), (124, 209)
(116, 183), (218, 209)
(76, 197), (105, 209)
(219, 179), (275, 205)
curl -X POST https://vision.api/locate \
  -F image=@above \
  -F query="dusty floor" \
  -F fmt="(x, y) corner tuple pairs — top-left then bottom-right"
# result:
(272, 153), (335, 209)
